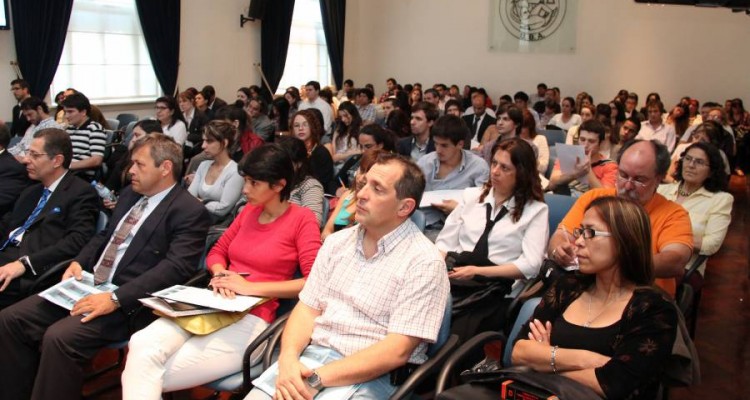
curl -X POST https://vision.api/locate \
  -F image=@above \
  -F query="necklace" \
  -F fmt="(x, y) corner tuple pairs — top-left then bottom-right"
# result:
(584, 288), (625, 328)
(677, 183), (696, 197)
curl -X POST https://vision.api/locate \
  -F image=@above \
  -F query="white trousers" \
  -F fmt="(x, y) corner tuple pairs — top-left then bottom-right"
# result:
(121, 313), (269, 400)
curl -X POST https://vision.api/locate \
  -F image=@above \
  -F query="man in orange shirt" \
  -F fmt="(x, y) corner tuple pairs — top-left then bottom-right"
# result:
(548, 140), (693, 296)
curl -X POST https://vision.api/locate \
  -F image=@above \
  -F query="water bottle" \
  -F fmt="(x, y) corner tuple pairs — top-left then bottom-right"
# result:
(91, 180), (116, 202)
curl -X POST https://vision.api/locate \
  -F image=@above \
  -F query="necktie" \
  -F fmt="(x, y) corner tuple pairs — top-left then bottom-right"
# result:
(472, 115), (481, 139)
(1, 188), (51, 251)
(94, 198), (149, 285)
(471, 204), (509, 259)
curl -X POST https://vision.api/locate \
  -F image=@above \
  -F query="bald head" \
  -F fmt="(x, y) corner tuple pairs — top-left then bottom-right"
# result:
(616, 140), (670, 205)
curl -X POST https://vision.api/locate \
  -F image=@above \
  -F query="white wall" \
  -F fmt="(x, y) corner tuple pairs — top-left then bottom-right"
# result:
(344, 0), (750, 108)
(2, 0), (263, 122)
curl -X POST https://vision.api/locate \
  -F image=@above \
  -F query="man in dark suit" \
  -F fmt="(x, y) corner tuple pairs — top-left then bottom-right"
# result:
(461, 91), (496, 149)
(0, 128), (99, 308)
(10, 78), (32, 137)
(396, 101), (438, 162)
(0, 124), (32, 218)
(0, 133), (211, 400)
(202, 85), (227, 114)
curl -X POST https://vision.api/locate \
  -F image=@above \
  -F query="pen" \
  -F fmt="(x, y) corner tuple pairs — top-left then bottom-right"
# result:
(215, 272), (251, 278)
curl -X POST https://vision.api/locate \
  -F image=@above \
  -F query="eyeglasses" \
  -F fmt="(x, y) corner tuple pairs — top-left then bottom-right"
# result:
(617, 172), (650, 188)
(683, 155), (709, 167)
(26, 151), (49, 160)
(293, 122), (309, 129)
(573, 227), (612, 240)
(154, 106), (168, 110)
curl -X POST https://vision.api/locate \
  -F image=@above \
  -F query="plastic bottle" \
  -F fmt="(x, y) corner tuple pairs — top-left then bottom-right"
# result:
(91, 180), (116, 202)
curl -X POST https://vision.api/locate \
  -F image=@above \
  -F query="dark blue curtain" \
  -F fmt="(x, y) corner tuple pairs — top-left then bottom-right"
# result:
(319, 0), (345, 90)
(261, 0), (295, 94)
(135, 0), (180, 96)
(10, 0), (74, 98)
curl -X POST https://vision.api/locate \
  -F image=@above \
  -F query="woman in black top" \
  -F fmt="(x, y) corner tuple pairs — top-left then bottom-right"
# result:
(512, 196), (678, 400)
(291, 109), (335, 194)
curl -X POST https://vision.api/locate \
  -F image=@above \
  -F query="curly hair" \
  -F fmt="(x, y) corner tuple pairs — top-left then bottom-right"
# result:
(672, 142), (728, 192)
(292, 109), (324, 146)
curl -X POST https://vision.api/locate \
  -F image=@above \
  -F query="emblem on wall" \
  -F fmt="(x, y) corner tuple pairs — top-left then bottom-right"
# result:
(499, 0), (567, 42)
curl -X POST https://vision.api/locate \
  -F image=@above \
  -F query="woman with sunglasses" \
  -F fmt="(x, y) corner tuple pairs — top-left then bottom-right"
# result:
(512, 196), (678, 400)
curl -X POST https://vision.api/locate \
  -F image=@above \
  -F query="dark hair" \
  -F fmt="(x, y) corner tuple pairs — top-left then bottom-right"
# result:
(130, 133), (183, 181)
(249, 97), (268, 114)
(238, 144), (295, 201)
(544, 99), (561, 114)
(11, 78), (29, 89)
(610, 100), (626, 123)
(537, 83), (548, 90)
(673, 142), (728, 192)
(480, 138), (543, 223)
(237, 87), (252, 103)
(61, 93), (91, 114)
(20, 97), (49, 114)
(134, 119), (163, 134)
(275, 135), (312, 187)
(215, 103), (248, 133)
(292, 109), (324, 146)
(513, 91), (529, 103)
(359, 124), (397, 152)
(386, 109), (411, 138)
(646, 99), (664, 114)
(444, 99), (462, 114)
(585, 197), (654, 285)
(500, 94), (513, 103)
(201, 85), (217, 101)
(423, 88), (439, 100)
(319, 88), (334, 104)
(411, 101), (440, 122)
(373, 152), (425, 216)
(562, 97), (576, 113)
(177, 90), (195, 104)
(344, 79), (354, 87)
(431, 115), (469, 145)
(356, 88), (374, 102)
(520, 108), (538, 139)
(386, 77), (397, 85)
(596, 103), (612, 127)
(0, 123), (10, 148)
(271, 97), (291, 132)
(305, 81), (321, 92)
(617, 139), (671, 178)
(285, 87), (301, 105)
(203, 120), (236, 153)
(33, 128), (73, 169)
(579, 120), (606, 143)
(497, 105), (524, 136)
(155, 96), (185, 128)
(54, 91), (65, 105)
(336, 101), (362, 146)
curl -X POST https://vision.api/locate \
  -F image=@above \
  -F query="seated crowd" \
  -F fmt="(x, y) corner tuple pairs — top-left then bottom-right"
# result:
(0, 76), (742, 399)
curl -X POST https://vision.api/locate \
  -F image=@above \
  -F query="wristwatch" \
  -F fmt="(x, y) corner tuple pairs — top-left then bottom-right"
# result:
(110, 292), (121, 308)
(18, 256), (37, 276)
(306, 369), (324, 390)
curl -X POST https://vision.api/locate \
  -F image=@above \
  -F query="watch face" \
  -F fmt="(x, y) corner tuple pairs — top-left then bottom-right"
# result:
(307, 372), (322, 388)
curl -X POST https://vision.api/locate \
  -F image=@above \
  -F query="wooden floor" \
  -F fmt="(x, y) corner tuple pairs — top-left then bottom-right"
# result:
(86, 176), (750, 400)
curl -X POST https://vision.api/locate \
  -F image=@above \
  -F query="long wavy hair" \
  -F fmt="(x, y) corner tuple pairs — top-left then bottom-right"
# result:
(479, 138), (544, 223)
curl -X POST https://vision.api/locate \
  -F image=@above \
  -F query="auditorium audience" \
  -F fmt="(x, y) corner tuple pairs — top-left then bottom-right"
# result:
(121, 144), (320, 399)
(565, 103), (595, 145)
(658, 142), (732, 278)
(247, 98), (275, 142)
(270, 96), (291, 136)
(609, 115), (641, 159)
(548, 139), (693, 297)
(104, 120), (163, 197)
(549, 120), (618, 196)
(481, 105), (524, 163)
(155, 96), (188, 146)
(178, 90), (209, 159)
(298, 81), (334, 135)
(335, 124), (396, 190)
(513, 197), (678, 400)
(292, 109), (336, 194)
(462, 90), (497, 150)
(0, 133), (211, 400)
(276, 136), (326, 226)
(9, 79), (31, 138)
(284, 86), (301, 117)
(202, 85), (228, 115)
(436, 138), (548, 340)
(0, 128), (98, 308)
(9, 97), (62, 158)
(519, 108), (550, 174)
(187, 120), (244, 223)
(355, 87), (377, 125)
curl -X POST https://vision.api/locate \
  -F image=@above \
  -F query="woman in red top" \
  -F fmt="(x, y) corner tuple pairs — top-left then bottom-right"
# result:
(122, 144), (322, 399)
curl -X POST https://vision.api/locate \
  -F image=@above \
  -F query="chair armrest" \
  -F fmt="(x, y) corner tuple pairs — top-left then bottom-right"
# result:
(435, 331), (507, 395)
(26, 259), (74, 294)
(242, 312), (292, 393)
(263, 317), (289, 370)
(389, 334), (460, 400)
(681, 255), (707, 286)
(183, 270), (210, 287)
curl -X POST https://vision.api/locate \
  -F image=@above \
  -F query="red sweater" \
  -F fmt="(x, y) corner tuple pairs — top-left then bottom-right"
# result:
(206, 204), (321, 323)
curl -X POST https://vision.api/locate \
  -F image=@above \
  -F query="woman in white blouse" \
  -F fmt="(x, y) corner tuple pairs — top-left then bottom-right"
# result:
(549, 97), (582, 132)
(155, 96), (188, 146)
(436, 138), (548, 339)
(188, 120), (244, 222)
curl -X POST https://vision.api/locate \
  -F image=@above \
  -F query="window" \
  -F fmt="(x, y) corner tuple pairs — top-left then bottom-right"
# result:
(50, 0), (160, 105)
(276, 0), (332, 94)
